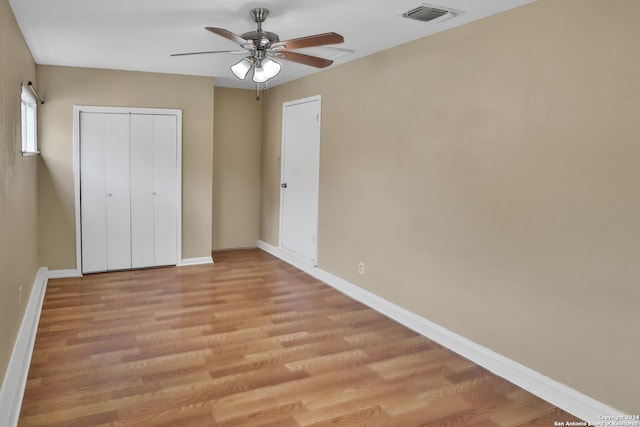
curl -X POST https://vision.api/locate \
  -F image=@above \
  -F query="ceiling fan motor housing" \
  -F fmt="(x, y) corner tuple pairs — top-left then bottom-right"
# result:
(241, 30), (280, 49)
(243, 8), (280, 49)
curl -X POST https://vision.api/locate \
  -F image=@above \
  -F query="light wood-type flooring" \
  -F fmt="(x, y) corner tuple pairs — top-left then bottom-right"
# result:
(19, 249), (583, 426)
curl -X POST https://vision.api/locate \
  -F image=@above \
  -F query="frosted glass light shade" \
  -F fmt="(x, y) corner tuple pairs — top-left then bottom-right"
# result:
(231, 58), (253, 80)
(252, 57), (281, 83)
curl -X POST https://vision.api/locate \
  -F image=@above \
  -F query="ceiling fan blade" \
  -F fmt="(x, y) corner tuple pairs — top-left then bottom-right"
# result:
(170, 50), (244, 57)
(272, 32), (344, 50)
(276, 51), (333, 68)
(206, 27), (251, 48)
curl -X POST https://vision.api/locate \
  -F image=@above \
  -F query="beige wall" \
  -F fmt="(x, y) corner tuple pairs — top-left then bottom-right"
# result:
(212, 88), (262, 250)
(0, 0), (38, 386)
(261, 0), (640, 413)
(36, 66), (214, 269)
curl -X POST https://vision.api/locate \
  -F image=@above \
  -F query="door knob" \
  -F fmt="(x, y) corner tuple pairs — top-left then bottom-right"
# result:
(281, 183), (287, 188)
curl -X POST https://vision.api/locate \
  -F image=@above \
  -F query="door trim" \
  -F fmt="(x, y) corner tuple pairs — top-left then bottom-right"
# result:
(73, 106), (182, 275)
(278, 95), (321, 266)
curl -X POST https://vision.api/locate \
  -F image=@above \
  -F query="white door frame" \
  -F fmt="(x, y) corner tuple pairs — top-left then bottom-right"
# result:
(73, 106), (182, 275)
(278, 95), (321, 266)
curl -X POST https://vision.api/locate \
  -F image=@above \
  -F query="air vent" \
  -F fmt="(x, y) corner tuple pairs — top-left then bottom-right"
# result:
(402, 5), (462, 23)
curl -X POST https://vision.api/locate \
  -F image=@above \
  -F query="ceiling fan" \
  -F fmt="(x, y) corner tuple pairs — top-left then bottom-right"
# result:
(171, 8), (344, 95)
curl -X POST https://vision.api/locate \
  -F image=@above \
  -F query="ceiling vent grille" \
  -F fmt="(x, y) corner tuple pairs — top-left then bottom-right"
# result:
(402, 5), (463, 23)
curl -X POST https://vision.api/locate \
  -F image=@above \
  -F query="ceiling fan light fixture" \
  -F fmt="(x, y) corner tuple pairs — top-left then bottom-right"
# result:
(231, 58), (253, 80)
(173, 7), (343, 97)
(252, 57), (281, 83)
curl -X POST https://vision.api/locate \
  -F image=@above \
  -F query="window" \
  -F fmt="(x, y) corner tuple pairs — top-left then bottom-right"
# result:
(21, 84), (38, 155)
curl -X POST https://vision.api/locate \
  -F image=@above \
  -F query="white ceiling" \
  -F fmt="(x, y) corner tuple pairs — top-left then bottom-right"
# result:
(9, 0), (538, 89)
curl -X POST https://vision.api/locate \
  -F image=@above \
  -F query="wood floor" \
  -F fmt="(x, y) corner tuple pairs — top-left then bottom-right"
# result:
(19, 249), (583, 426)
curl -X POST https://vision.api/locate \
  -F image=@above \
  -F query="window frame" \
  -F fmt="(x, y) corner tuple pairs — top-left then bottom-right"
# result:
(21, 84), (39, 156)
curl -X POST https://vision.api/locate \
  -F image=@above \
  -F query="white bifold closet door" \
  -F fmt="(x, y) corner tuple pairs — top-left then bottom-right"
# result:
(130, 114), (178, 269)
(80, 113), (132, 273)
(80, 112), (178, 274)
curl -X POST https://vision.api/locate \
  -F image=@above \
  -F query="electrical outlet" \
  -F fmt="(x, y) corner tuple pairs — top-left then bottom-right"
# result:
(19, 286), (23, 304)
(357, 262), (365, 275)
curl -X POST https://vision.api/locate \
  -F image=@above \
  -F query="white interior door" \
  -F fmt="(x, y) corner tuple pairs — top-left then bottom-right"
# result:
(80, 112), (131, 273)
(280, 96), (321, 264)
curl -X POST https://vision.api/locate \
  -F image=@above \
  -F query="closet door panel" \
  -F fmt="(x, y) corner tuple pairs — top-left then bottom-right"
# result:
(80, 113), (108, 273)
(104, 113), (132, 271)
(153, 115), (178, 266)
(130, 114), (156, 269)
(80, 112), (131, 272)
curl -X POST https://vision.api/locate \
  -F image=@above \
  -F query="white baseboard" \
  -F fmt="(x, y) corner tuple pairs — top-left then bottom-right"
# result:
(179, 256), (214, 266)
(0, 267), (49, 427)
(49, 259), (216, 276)
(47, 269), (82, 279)
(256, 240), (626, 424)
